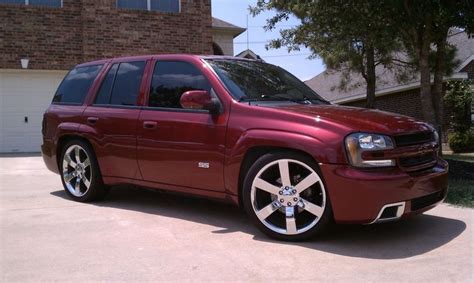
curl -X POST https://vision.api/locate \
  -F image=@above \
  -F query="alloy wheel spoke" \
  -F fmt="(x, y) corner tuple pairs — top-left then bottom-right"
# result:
(64, 153), (77, 168)
(74, 147), (81, 163)
(82, 176), (91, 188)
(255, 201), (280, 221)
(82, 158), (91, 168)
(301, 199), (324, 218)
(254, 177), (280, 195)
(278, 160), (291, 187)
(63, 172), (75, 183)
(74, 177), (81, 195)
(295, 172), (320, 193)
(285, 207), (297, 234)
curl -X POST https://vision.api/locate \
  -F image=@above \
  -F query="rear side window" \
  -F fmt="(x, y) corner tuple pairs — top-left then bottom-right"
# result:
(149, 61), (211, 108)
(53, 65), (103, 104)
(94, 61), (146, 106)
(94, 64), (119, 104)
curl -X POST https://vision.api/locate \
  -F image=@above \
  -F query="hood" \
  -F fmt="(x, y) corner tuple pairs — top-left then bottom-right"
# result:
(267, 104), (433, 135)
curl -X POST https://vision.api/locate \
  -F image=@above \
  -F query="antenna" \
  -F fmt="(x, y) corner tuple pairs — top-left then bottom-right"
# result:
(246, 14), (249, 51)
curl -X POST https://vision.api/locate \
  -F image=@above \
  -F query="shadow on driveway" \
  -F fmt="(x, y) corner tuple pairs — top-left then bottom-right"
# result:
(51, 185), (466, 260)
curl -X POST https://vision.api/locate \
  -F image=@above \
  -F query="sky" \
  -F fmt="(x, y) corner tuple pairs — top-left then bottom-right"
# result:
(211, 0), (326, 81)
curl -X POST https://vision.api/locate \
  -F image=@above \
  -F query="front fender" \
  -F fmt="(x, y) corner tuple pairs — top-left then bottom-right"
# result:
(224, 128), (346, 199)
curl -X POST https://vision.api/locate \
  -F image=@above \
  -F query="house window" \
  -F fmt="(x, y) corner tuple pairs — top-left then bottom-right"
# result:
(0, 0), (62, 7)
(117, 0), (180, 13)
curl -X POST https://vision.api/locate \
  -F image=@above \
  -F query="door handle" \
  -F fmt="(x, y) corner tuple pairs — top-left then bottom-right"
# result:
(87, 117), (99, 125)
(143, 121), (158, 129)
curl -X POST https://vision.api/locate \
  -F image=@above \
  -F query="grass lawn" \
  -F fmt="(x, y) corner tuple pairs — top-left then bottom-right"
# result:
(446, 178), (474, 208)
(443, 152), (474, 163)
(441, 154), (474, 208)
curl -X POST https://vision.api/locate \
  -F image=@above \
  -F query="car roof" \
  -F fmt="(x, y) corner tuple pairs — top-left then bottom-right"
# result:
(75, 54), (260, 68)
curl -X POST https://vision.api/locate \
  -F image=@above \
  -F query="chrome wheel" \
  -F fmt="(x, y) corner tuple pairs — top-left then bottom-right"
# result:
(250, 159), (326, 236)
(62, 144), (92, 197)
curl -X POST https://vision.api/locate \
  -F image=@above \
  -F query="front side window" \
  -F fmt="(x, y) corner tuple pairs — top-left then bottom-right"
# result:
(117, 0), (179, 12)
(53, 65), (103, 104)
(0, 0), (62, 7)
(149, 61), (211, 109)
(205, 59), (328, 104)
(94, 61), (146, 106)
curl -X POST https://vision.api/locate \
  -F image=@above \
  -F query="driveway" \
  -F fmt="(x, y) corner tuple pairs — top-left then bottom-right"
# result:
(1, 156), (473, 282)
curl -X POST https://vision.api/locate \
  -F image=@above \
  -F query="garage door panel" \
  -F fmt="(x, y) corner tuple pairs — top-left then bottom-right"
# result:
(1, 95), (53, 113)
(0, 70), (67, 153)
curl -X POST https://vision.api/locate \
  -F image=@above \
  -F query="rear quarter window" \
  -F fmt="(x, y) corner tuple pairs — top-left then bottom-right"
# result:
(53, 65), (103, 104)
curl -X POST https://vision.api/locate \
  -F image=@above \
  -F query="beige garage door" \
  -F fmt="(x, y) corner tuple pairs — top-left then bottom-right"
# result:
(0, 69), (67, 153)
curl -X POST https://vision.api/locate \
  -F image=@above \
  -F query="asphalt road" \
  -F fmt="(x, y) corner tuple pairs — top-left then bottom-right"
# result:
(1, 155), (473, 282)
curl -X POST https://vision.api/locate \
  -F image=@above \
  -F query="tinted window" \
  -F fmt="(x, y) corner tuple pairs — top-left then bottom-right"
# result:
(206, 59), (328, 104)
(109, 61), (146, 106)
(94, 64), (119, 105)
(151, 0), (179, 12)
(117, 0), (147, 10)
(149, 61), (211, 108)
(53, 65), (103, 104)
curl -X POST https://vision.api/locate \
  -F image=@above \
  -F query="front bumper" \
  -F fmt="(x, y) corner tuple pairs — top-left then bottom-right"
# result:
(320, 159), (448, 224)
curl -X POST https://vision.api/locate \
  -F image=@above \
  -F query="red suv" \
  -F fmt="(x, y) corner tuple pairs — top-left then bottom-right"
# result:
(42, 55), (448, 240)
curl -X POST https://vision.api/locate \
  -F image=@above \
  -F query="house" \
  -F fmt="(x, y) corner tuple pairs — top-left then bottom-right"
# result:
(0, 0), (245, 153)
(305, 30), (474, 128)
(236, 49), (263, 60)
(212, 17), (246, 56)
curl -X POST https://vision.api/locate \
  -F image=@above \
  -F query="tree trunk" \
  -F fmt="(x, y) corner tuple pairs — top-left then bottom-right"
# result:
(418, 17), (437, 128)
(365, 45), (376, 109)
(432, 35), (447, 153)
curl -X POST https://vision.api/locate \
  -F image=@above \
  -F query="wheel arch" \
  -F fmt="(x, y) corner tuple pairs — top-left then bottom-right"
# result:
(56, 134), (95, 169)
(237, 145), (320, 207)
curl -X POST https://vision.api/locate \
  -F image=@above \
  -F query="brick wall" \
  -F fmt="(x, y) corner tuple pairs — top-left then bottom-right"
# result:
(0, 0), (212, 70)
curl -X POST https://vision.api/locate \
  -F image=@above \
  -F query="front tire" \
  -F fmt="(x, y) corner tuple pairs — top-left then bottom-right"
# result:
(60, 140), (108, 202)
(243, 152), (332, 241)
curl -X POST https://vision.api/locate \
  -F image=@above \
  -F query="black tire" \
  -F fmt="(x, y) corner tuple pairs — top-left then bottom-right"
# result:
(242, 151), (333, 241)
(59, 139), (109, 202)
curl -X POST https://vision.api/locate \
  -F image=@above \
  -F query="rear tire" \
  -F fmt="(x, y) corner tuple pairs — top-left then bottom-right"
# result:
(243, 151), (332, 241)
(60, 140), (109, 202)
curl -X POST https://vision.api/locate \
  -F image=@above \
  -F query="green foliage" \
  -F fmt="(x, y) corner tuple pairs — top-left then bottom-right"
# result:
(445, 80), (473, 132)
(250, 0), (400, 91)
(448, 131), (474, 153)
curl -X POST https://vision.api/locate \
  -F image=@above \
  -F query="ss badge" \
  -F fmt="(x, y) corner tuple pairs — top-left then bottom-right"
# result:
(198, 162), (210, 169)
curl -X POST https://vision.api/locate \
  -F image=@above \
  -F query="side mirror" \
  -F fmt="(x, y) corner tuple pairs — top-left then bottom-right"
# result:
(180, 90), (220, 114)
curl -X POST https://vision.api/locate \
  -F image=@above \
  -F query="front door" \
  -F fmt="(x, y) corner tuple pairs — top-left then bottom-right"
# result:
(137, 60), (227, 191)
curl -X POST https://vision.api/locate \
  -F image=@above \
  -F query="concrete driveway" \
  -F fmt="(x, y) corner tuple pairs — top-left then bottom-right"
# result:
(1, 156), (473, 282)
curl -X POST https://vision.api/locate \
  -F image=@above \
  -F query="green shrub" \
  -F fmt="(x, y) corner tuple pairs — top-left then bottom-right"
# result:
(444, 80), (473, 133)
(448, 131), (474, 153)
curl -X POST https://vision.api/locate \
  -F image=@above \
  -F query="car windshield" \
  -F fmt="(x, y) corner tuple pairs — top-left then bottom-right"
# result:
(205, 59), (328, 104)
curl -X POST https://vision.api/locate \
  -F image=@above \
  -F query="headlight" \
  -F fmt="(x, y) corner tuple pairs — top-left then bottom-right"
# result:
(345, 133), (395, 168)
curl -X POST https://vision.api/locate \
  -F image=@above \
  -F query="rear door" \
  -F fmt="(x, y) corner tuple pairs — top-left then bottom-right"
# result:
(82, 60), (149, 179)
(137, 59), (227, 191)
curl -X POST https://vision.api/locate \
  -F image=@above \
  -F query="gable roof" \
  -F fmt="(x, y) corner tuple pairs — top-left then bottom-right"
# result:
(305, 31), (474, 103)
(212, 17), (246, 38)
(235, 49), (263, 60)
